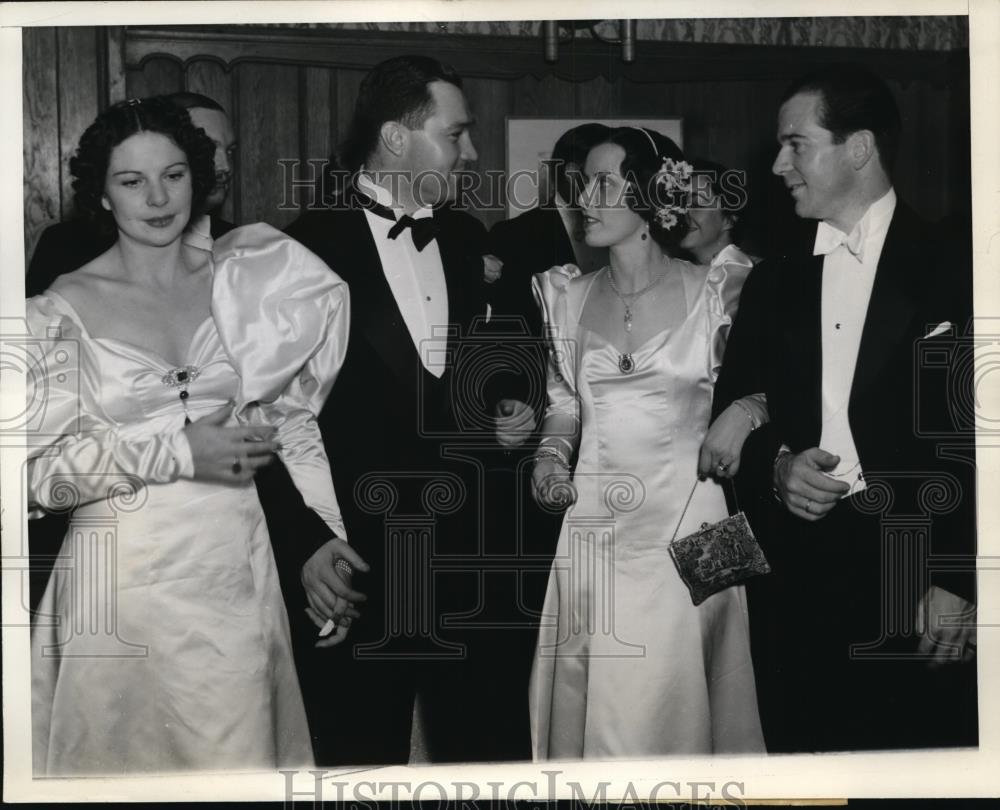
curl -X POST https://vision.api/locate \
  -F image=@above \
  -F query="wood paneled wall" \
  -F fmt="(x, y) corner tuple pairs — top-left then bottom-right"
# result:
(23, 24), (970, 263)
(23, 27), (122, 259)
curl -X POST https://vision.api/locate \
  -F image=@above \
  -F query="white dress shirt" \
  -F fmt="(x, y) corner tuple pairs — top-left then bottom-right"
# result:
(814, 187), (897, 495)
(183, 213), (214, 251)
(357, 173), (449, 377)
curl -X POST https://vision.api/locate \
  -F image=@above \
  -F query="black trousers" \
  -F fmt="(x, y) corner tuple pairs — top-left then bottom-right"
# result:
(283, 449), (560, 766)
(747, 495), (977, 752)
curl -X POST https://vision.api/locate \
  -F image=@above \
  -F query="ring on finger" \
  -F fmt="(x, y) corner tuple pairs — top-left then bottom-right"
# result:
(232, 456), (243, 474)
(717, 462), (729, 473)
(805, 499), (813, 513)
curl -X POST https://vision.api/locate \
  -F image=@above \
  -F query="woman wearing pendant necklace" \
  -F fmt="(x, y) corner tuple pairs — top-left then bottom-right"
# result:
(528, 127), (766, 758)
(25, 97), (363, 774)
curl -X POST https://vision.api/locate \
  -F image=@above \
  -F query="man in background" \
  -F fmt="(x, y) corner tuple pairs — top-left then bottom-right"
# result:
(488, 122), (610, 333)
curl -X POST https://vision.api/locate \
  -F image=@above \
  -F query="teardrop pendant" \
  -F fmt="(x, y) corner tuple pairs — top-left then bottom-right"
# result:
(624, 307), (633, 333)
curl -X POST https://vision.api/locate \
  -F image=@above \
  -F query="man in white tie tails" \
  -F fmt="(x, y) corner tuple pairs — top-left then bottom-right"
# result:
(713, 63), (977, 752)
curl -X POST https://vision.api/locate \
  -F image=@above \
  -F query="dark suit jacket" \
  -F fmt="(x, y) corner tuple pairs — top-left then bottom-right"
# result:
(488, 207), (575, 324)
(26, 214), (235, 296)
(486, 207), (577, 409)
(285, 192), (492, 569)
(715, 201), (976, 600)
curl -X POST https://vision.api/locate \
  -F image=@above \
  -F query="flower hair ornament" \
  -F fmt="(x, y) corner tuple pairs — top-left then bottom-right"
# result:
(651, 156), (694, 230)
(630, 127), (694, 231)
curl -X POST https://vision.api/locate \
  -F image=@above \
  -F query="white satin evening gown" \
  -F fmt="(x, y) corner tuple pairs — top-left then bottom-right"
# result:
(27, 224), (348, 775)
(529, 258), (764, 759)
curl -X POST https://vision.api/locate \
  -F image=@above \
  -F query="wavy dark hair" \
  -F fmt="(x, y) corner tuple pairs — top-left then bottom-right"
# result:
(781, 63), (901, 171)
(598, 127), (689, 250)
(547, 122), (612, 208)
(69, 96), (216, 236)
(338, 55), (462, 173)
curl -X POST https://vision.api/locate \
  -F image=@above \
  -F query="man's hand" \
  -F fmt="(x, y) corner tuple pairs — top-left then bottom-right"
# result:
(917, 585), (976, 666)
(301, 538), (369, 648)
(495, 399), (536, 448)
(773, 447), (850, 521)
(483, 254), (503, 284)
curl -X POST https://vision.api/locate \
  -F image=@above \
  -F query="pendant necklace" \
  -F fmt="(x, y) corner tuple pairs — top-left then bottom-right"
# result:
(606, 264), (666, 374)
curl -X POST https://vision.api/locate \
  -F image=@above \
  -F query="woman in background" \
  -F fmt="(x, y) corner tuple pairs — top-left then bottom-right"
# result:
(529, 127), (765, 758)
(27, 97), (361, 775)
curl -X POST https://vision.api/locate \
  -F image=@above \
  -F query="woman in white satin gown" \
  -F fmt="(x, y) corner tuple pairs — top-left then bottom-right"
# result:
(27, 97), (356, 775)
(529, 127), (766, 759)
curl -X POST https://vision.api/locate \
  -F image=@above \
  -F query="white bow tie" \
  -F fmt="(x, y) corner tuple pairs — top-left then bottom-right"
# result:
(814, 221), (865, 262)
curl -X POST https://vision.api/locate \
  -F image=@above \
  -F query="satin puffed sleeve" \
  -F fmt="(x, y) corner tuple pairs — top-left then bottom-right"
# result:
(24, 294), (194, 514)
(704, 246), (754, 384)
(531, 264), (583, 424)
(211, 223), (350, 539)
(703, 247), (768, 428)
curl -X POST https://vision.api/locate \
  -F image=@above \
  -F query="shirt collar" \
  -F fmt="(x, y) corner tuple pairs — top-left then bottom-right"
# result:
(357, 169), (433, 220)
(182, 213), (214, 252)
(813, 187), (896, 263)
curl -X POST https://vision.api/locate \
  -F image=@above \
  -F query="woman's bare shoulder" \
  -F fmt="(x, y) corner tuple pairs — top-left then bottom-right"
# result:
(47, 251), (123, 315)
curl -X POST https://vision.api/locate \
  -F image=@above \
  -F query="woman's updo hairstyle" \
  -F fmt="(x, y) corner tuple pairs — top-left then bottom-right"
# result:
(69, 96), (216, 236)
(601, 126), (692, 250)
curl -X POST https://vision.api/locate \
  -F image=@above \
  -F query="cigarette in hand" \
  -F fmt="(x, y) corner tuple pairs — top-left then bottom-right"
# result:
(319, 618), (336, 638)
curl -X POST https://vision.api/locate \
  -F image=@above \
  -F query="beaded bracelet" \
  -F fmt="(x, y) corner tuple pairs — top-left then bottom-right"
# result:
(534, 446), (571, 469)
(540, 436), (575, 454)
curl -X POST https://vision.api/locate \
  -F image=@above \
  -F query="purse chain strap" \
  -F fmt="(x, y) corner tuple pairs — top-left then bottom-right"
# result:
(669, 477), (741, 543)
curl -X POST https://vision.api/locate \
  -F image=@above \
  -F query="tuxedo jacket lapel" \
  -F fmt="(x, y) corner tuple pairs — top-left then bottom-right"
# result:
(543, 207), (577, 266)
(434, 209), (487, 360)
(779, 249), (825, 447)
(850, 207), (919, 406)
(331, 202), (426, 393)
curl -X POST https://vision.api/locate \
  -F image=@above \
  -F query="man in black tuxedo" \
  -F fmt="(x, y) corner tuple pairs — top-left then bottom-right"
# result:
(715, 64), (977, 752)
(284, 55), (515, 765)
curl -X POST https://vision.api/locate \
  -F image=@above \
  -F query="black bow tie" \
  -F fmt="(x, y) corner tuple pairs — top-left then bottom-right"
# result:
(386, 214), (440, 252)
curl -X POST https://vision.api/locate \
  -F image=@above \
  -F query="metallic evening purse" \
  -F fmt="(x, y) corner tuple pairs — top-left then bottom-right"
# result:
(668, 480), (771, 606)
